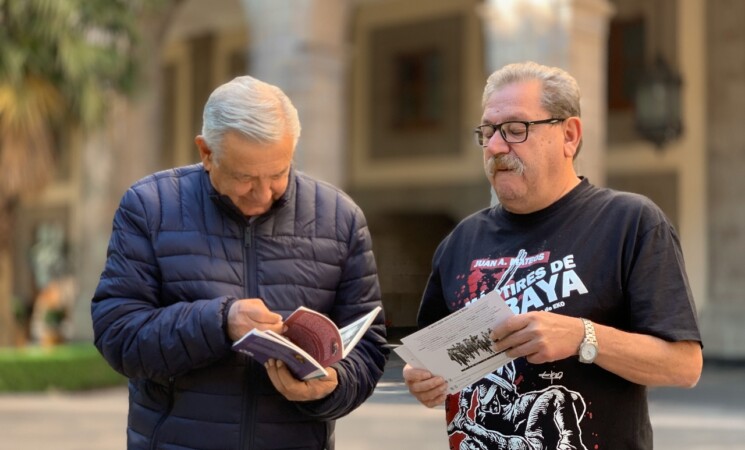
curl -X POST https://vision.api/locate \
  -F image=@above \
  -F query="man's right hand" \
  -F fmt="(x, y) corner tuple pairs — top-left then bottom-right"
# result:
(227, 298), (283, 341)
(402, 363), (448, 408)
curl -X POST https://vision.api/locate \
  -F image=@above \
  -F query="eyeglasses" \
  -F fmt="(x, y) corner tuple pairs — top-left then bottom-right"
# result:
(473, 118), (565, 146)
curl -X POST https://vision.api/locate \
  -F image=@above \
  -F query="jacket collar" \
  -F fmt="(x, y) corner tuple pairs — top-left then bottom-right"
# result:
(202, 163), (296, 222)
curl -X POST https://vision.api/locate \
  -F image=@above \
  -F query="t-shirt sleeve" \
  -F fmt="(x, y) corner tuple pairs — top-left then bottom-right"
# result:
(416, 238), (452, 329)
(624, 204), (702, 345)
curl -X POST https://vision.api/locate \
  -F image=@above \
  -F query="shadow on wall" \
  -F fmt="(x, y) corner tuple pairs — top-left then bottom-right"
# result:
(368, 212), (455, 331)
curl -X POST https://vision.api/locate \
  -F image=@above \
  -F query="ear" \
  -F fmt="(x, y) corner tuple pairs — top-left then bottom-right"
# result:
(195, 136), (214, 170)
(563, 117), (582, 159)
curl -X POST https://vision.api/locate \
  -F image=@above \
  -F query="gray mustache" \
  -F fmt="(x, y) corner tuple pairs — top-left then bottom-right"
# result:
(486, 155), (524, 176)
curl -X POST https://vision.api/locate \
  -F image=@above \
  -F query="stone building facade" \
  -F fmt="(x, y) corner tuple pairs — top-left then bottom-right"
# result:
(10, 0), (744, 359)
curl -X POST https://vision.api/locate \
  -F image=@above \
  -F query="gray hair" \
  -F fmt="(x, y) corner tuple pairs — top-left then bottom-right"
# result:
(201, 75), (301, 158)
(482, 61), (581, 119)
(482, 61), (582, 156)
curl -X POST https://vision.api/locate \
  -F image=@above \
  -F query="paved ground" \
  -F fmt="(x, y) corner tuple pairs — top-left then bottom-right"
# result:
(0, 356), (743, 449)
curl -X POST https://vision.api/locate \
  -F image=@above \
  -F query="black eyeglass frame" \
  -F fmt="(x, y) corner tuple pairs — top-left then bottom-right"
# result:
(473, 118), (566, 146)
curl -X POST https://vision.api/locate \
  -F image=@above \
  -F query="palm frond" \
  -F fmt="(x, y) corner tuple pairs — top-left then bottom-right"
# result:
(0, 75), (61, 198)
(0, 75), (65, 130)
(0, 0), (154, 199)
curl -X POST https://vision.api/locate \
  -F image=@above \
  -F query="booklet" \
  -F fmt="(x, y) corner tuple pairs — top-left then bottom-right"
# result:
(232, 305), (382, 380)
(394, 289), (515, 394)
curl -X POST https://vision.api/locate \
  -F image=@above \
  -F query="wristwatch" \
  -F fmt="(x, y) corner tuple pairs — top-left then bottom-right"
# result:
(578, 318), (599, 364)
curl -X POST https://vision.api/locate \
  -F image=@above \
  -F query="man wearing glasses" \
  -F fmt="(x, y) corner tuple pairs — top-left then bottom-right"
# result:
(403, 61), (702, 449)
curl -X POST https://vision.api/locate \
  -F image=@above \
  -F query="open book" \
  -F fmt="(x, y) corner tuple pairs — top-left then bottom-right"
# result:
(394, 289), (515, 394)
(232, 305), (382, 380)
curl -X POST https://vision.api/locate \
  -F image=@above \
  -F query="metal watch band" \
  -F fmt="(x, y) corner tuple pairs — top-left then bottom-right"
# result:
(581, 318), (597, 345)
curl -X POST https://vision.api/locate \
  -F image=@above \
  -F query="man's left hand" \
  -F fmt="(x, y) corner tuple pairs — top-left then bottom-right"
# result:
(264, 359), (338, 401)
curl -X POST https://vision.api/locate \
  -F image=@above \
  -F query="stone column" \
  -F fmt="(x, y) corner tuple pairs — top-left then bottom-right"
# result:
(677, 0), (707, 321)
(701, 0), (745, 358)
(70, 10), (169, 341)
(241, 0), (349, 187)
(478, 0), (614, 190)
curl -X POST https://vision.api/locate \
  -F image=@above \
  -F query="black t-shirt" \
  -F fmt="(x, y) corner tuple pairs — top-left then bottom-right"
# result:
(418, 179), (701, 450)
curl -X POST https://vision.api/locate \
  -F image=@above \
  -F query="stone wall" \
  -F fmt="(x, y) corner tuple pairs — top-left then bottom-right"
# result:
(702, 0), (745, 359)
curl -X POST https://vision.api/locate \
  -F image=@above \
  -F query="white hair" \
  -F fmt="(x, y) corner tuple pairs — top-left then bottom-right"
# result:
(201, 76), (301, 159)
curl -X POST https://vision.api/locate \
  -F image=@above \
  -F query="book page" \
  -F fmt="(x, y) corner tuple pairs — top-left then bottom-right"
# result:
(338, 305), (382, 358)
(283, 307), (343, 367)
(397, 290), (515, 394)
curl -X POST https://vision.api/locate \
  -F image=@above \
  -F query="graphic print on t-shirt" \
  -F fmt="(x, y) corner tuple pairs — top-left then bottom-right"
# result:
(447, 249), (591, 450)
(456, 249), (588, 315)
(446, 360), (588, 450)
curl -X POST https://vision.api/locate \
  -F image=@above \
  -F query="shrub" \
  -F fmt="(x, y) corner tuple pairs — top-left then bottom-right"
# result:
(0, 342), (126, 392)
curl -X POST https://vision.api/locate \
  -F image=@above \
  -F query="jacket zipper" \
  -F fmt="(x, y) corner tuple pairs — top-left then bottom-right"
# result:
(244, 223), (259, 295)
(149, 377), (175, 450)
(241, 222), (258, 450)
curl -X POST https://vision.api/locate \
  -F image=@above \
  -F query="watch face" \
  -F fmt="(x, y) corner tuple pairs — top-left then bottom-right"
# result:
(580, 344), (598, 361)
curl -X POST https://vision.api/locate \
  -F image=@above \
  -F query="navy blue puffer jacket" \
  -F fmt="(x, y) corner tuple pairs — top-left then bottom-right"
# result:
(92, 164), (388, 450)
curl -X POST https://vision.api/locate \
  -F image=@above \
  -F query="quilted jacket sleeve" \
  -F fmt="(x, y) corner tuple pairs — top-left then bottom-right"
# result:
(294, 203), (389, 420)
(91, 184), (234, 382)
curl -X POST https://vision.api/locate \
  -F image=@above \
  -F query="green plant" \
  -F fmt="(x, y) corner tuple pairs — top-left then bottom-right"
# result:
(43, 307), (67, 327)
(0, 341), (126, 392)
(0, 0), (155, 346)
